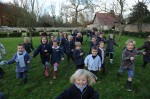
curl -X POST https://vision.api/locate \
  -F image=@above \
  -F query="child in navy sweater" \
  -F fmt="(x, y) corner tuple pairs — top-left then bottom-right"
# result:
(73, 42), (84, 69)
(23, 37), (34, 54)
(75, 33), (83, 45)
(105, 34), (119, 64)
(4, 44), (31, 84)
(64, 35), (75, 65)
(138, 35), (150, 68)
(89, 36), (98, 54)
(51, 41), (64, 79)
(56, 69), (99, 99)
(33, 37), (52, 77)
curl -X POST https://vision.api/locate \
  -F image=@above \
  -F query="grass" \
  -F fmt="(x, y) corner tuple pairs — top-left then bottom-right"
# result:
(0, 35), (150, 99)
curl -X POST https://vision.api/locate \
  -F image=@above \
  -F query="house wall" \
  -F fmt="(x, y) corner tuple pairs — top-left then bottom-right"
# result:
(115, 24), (150, 32)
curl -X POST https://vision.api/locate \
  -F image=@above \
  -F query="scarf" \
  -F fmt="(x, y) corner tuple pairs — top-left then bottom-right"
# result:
(16, 51), (26, 67)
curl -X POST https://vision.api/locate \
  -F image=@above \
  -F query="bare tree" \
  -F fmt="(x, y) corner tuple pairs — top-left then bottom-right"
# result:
(50, 4), (56, 27)
(67, 0), (93, 26)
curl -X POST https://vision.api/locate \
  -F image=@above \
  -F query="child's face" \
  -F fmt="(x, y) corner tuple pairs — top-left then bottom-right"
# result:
(91, 49), (98, 56)
(24, 38), (28, 43)
(42, 37), (47, 44)
(76, 45), (81, 50)
(110, 35), (114, 39)
(17, 46), (24, 53)
(50, 36), (55, 41)
(53, 42), (58, 48)
(126, 43), (134, 50)
(99, 43), (104, 48)
(75, 75), (87, 88)
(99, 34), (103, 38)
(92, 38), (96, 42)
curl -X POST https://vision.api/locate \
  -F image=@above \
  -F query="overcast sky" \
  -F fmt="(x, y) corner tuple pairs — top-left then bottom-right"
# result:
(0, 0), (150, 17)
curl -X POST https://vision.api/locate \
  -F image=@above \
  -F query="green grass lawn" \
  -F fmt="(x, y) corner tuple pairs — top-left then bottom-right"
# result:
(0, 35), (150, 99)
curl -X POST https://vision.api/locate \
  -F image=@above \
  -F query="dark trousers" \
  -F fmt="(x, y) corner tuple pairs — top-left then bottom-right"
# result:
(105, 52), (113, 59)
(0, 67), (4, 79)
(76, 64), (84, 70)
(90, 70), (98, 77)
(16, 71), (28, 83)
(66, 52), (74, 63)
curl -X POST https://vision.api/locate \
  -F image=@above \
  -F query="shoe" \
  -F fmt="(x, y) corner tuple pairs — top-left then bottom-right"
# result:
(126, 81), (132, 92)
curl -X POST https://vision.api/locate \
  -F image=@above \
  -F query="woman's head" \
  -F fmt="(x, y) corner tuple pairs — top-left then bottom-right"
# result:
(70, 69), (96, 86)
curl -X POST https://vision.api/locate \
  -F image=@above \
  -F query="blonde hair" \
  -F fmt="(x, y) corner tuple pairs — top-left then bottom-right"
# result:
(75, 42), (81, 47)
(24, 37), (30, 43)
(125, 39), (136, 45)
(70, 69), (97, 86)
(68, 35), (73, 40)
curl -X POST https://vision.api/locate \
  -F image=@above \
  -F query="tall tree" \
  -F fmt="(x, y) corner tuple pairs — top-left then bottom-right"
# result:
(129, 1), (149, 32)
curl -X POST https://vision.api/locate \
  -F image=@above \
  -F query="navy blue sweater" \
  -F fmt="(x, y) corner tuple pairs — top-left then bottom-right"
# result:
(76, 37), (83, 44)
(55, 84), (99, 99)
(106, 38), (118, 52)
(33, 44), (52, 64)
(64, 41), (75, 54)
(51, 47), (64, 64)
(73, 49), (84, 65)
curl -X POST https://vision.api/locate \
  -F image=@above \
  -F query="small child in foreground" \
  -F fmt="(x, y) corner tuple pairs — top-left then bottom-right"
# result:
(55, 69), (99, 99)
(4, 44), (31, 85)
(117, 39), (145, 91)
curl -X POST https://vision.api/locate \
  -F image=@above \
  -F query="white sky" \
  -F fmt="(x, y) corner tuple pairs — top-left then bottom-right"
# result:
(0, 0), (150, 17)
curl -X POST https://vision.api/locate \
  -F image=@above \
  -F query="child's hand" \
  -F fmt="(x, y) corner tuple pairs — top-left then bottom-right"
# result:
(0, 61), (7, 66)
(61, 58), (64, 61)
(80, 53), (83, 56)
(27, 61), (30, 64)
(99, 67), (101, 71)
(143, 52), (146, 55)
(130, 57), (134, 60)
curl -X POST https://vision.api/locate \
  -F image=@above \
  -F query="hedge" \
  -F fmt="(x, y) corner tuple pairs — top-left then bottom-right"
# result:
(0, 33), (7, 38)
(9, 32), (22, 37)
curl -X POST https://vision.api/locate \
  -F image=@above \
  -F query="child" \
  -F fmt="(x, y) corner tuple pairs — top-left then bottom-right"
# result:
(117, 39), (145, 91)
(97, 32), (106, 44)
(138, 35), (150, 68)
(5, 44), (31, 84)
(64, 35), (75, 65)
(73, 42), (84, 69)
(23, 37), (34, 53)
(0, 43), (6, 79)
(105, 34), (119, 64)
(57, 31), (66, 51)
(89, 36), (98, 54)
(33, 37), (52, 77)
(84, 46), (101, 77)
(49, 35), (56, 47)
(98, 41), (106, 74)
(51, 41), (64, 79)
(75, 33), (83, 45)
(56, 69), (99, 99)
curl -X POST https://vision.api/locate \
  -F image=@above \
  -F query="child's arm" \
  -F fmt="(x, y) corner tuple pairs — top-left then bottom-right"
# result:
(33, 45), (41, 58)
(6, 54), (17, 65)
(27, 53), (31, 64)
(114, 41), (119, 47)
(60, 48), (64, 60)
(98, 57), (101, 71)
(30, 43), (34, 51)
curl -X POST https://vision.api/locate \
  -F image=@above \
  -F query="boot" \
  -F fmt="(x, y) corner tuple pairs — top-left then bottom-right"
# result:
(126, 80), (132, 91)
(53, 71), (57, 79)
(110, 59), (113, 64)
(45, 68), (49, 77)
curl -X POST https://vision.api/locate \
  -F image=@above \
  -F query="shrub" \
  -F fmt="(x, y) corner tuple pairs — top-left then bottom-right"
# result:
(9, 32), (22, 37)
(0, 33), (7, 38)
(27, 32), (40, 37)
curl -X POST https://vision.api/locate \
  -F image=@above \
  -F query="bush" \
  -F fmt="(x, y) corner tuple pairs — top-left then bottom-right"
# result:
(9, 32), (22, 37)
(0, 33), (7, 38)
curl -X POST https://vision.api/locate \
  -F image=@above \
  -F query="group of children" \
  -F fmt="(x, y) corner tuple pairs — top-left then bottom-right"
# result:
(0, 30), (150, 98)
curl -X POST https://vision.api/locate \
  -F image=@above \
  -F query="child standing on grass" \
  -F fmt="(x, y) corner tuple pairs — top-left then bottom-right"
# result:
(75, 33), (83, 45)
(55, 69), (99, 99)
(117, 39), (145, 91)
(33, 37), (52, 77)
(84, 46), (101, 77)
(0, 43), (6, 79)
(73, 42), (84, 69)
(23, 37), (34, 54)
(51, 41), (64, 79)
(98, 41), (106, 74)
(64, 35), (75, 66)
(105, 34), (119, 64)
(138, 35), (150, 68)
(4, 44), (31, 84)
(89, 36), (98, 54)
